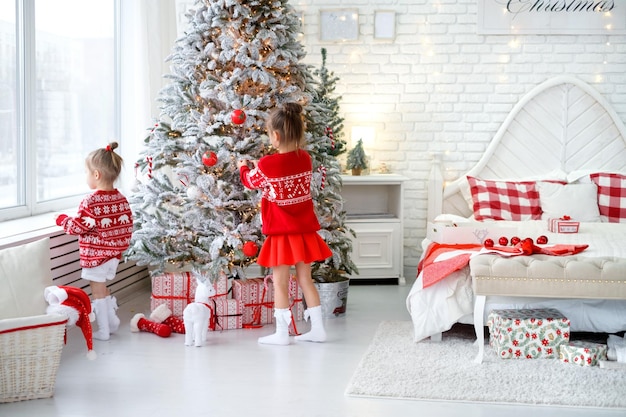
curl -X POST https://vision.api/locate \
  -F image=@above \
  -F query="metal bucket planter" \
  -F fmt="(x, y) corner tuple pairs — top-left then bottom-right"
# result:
(313, 279), (350, 318)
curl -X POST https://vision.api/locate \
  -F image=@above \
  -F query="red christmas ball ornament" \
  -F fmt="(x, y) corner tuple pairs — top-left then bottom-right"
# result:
(231, 109), (246, 125)
(536, 235), (548, 245)
(483, 238), (494, 248)
(510, 236), (521, 246)
(202, 151), (218, 167)
(242, 241), (258, 257)
(498, 236), (509, 246)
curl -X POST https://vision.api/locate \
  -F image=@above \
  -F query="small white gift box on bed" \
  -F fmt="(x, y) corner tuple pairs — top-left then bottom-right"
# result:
(427, 222), (516, 245)
(547, 217), (579, 233)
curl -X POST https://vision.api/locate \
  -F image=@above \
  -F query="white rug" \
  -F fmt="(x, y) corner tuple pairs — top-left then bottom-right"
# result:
(346, 321), (626, 408)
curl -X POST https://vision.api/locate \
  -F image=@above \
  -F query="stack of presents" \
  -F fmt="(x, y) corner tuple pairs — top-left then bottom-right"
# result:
(150, 272), (304, 334)
(487, 308), (608, 366)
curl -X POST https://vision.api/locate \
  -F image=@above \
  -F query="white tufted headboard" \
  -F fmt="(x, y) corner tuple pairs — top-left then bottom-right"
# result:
(428, 75), (626, 220)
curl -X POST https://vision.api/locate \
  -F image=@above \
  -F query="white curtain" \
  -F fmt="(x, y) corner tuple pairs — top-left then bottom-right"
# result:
(119, 0), (180, 193)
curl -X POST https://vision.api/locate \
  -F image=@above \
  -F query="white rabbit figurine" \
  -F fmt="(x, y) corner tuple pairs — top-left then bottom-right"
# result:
(183, 277), (216, 347)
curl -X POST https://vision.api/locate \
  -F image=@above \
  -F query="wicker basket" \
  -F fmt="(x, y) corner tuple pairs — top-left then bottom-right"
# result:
(0, 314), (68, 403)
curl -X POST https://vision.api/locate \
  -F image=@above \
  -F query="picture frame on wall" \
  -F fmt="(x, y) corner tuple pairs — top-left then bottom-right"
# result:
(374, 11), (395, 40)
(319, 9), (359, 42)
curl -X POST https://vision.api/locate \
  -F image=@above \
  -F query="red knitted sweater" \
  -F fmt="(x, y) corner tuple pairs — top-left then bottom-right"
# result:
(56, 190), (133, 268)
(239, 150), (321, 235)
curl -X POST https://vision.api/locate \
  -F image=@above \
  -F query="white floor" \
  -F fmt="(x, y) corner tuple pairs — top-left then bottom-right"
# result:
(3, 283), (624, 417)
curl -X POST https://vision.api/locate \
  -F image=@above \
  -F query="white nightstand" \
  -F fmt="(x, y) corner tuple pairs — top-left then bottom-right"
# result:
(341, 174), (407, 284)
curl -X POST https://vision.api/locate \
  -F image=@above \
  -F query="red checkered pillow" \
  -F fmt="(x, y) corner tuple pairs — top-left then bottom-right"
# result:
(467, 176), (542, 221)
(590, 173), (626, 223)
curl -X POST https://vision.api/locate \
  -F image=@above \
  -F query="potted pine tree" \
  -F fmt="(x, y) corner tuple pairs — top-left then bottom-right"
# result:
(346, 139), (368, 175)
(305, 48), (358, 317)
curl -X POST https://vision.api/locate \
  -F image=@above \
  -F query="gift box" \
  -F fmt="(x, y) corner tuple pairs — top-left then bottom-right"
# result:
(151, 272), (230, 317)
(208, 298), (243, 331)
(426, 221), (516, 244)
(232, 276), (304, 327)
(548, 217), (579, 233)
(232, 277), (275, 326)
(559, 341), (608, 366)
(487, 308), (570, 359)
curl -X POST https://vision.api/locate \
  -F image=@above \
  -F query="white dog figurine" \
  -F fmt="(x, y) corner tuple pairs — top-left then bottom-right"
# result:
(183, 278), (216, 347)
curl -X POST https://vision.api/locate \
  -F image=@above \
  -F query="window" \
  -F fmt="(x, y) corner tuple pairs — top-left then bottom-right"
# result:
(0, 0), (119, 222)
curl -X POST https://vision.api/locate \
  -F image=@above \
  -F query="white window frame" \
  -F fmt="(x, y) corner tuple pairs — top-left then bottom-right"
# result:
(0, 0), (121, 223)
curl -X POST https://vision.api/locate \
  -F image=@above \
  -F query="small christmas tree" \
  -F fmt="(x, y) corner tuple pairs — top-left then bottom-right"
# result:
(346, 139), (368, 175)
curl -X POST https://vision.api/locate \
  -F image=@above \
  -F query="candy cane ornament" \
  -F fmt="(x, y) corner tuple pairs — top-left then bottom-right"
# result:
(325, 126), (335, 150)
(318, 165), (327, 190)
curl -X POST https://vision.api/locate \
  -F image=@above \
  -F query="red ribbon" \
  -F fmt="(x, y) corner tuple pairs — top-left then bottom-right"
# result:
(0, 318), (69, 335)
(207, 299), (243, 331)
(241, 275), (303, 335)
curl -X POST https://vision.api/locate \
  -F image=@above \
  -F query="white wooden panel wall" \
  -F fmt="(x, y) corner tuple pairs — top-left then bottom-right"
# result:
(1, 231), (150, 302)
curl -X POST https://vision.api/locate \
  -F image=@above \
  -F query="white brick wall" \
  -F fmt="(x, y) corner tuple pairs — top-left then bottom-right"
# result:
(295, 0), (626, 277)
(176, 0), (626, 278)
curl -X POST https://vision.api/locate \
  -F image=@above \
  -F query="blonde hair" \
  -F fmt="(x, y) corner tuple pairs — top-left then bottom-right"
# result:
(266, 102), (305, 149)
(86, 141), (124, 184)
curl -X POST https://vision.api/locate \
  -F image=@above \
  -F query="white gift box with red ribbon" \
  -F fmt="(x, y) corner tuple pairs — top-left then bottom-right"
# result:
(208, 298), (242, 331)
(231, 276), (304, 328)
(150, 272), (230, 317)
(547, 217), (579, 233)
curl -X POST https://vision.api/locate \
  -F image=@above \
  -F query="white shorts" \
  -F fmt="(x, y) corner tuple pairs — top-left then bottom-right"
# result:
(81, 258), (120, 283)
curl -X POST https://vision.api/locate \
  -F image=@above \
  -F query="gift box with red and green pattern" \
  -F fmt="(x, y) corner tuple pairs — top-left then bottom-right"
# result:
(487, 308), (570, 359)
(559, 341), (607, 366)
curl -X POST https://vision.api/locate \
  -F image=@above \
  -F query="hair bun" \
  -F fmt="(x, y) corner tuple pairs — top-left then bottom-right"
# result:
(283, 102), (302, 115)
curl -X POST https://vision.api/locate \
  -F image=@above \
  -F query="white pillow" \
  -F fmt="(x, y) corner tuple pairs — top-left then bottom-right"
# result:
(537, 182), (601, 222)
(0, 238), (52, 320)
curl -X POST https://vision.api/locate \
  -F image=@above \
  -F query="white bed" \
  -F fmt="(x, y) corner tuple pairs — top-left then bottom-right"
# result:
(407, 75), (626, 343)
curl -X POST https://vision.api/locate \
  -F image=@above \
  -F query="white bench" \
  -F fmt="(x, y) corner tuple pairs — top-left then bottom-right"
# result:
(470, 254), (626, 363)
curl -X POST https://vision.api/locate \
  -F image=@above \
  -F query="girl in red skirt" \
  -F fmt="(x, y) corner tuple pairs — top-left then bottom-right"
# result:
(238, 102), (332, 345)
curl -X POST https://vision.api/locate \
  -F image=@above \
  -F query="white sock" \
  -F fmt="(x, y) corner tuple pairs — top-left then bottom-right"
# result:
(92, 298), (110, 341)
(258, 309), (291, 346)
(295, 305), (326, 343)
(106, 295), (120, 333)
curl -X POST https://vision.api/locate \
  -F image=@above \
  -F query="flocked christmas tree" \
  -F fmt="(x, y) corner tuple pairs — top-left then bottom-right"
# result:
(127, 0), (356, 283)
(306, 49), (356, 282)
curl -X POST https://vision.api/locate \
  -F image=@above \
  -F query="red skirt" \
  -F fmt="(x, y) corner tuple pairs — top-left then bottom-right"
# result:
(257, 232), (332, 267)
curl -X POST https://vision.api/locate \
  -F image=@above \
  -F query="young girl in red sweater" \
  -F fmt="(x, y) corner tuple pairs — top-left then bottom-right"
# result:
(238, 102), (332, 345)
(56, 142), (133, 341)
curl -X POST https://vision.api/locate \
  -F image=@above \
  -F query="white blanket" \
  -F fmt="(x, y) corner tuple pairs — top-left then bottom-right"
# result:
(406, 221), (626, 342)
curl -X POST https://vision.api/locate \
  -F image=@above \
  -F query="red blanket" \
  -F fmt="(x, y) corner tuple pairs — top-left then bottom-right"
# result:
(418, 241), (589, 289)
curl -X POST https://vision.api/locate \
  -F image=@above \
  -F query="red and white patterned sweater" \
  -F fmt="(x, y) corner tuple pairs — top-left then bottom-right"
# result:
(56, 190), (133, 268)
(239, 150), (321, 235)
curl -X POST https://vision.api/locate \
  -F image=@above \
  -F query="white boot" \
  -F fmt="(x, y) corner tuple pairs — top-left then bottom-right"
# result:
(92, 298), (110, 341)
(295, 305), (326, 343)
(106, 295), (120, 333)
(258, 308), (291, 346)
